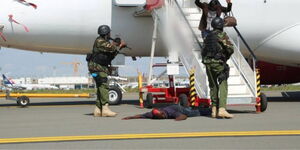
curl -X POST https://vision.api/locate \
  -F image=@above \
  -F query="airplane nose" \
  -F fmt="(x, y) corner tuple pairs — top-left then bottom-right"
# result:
(255, 23), (300, 66)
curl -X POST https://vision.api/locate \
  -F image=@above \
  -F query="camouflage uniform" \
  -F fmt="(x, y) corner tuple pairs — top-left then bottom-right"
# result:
(202, 29), (234, 108)
(88, 37), (118, 110)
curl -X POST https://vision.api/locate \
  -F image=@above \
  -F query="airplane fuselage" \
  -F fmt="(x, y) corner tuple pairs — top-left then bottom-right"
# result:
(0, 0), (300, 67)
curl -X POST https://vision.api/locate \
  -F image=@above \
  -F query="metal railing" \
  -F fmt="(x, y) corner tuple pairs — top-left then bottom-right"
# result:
(175, 0), (257, 97)
(181, 0), (257, 97)
(151, 0), (209, 98)
(153, 0), (257, 98)
(227, 33), (257, 96)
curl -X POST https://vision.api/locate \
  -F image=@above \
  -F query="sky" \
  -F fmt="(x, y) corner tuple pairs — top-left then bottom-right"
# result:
(0, 48), (187, 78)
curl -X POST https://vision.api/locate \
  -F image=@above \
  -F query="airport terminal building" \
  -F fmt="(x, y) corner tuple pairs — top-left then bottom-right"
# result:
(38, 77), (94, 89)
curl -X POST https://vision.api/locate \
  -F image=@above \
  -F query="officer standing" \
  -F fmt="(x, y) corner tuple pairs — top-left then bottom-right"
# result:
(87, 25), (126, 117)
(201, 17), (234, 119)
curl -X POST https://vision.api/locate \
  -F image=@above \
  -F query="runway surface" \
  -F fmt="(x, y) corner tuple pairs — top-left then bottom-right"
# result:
(0, 91), (299, 149)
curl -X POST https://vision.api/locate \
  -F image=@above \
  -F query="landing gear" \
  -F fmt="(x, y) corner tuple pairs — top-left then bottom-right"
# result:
(17, 96), (30, 107)
(108, 86), (122, 105)
(107, 75), (127, 105)
(260, 92), (268, 112)
(144, 93), (154, 108)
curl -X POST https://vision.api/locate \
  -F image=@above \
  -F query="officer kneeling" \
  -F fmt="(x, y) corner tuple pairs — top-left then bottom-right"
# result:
(87, 25), (126, 117)
(202, 17), (234, 119)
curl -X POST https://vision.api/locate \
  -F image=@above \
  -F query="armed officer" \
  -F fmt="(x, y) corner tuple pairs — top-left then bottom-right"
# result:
(87, 25), (126, 117)
(201, 17), (234, 119)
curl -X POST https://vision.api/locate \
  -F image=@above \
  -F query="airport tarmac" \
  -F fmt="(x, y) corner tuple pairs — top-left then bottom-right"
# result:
(0, 91), (300, 149)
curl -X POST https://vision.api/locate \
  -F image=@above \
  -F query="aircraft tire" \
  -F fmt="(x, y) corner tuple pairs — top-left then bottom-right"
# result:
(17, 96), (30, 107)
(260, 92), (268, 112)
(144, 93), (154, 108)
(108, 86), (122, 105)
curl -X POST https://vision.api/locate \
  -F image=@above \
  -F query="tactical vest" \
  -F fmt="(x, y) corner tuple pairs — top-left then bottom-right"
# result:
(86, 39), (114, 66)
(92, 52), (113, 66)
(202, 31), (225, 61)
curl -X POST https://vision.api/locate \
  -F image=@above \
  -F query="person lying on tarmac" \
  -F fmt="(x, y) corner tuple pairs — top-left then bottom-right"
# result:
(122, 104), (209, 121)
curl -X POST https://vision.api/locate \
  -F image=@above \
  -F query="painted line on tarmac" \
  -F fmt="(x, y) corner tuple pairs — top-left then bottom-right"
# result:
(0, 130), (300, 144)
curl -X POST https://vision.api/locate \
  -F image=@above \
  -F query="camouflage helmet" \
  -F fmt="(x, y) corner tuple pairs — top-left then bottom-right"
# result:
(98, 25), (111, 36)
(211, 17), (224, 30)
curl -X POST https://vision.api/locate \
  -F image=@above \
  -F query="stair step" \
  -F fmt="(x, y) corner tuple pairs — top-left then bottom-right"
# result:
(186, 14), (202, 20)
(230, 69), (240, 76)
(227, 97), (255, 105)
(188, 20), (200, 28)
(192, 27), (200, 32)
(228, 76), (243, 84)
(228, 93), (253, 96)
(228, 85), (249, 95)
(192, 29), (202, 35)
(182, 8), (200, 14)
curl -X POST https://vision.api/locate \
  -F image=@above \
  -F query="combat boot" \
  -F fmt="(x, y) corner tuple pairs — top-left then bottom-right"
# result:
(217, 107), (234, 119)
(102, 104), (117, 117)
(93, 106), (102, 117)
(211, 106), (217, 118)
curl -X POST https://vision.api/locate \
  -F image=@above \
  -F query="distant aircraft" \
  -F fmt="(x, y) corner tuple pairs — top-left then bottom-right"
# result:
(2, 74), (59, 90)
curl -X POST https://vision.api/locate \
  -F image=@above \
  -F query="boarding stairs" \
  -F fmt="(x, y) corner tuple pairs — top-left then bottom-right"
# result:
(138, 0), (258, 105)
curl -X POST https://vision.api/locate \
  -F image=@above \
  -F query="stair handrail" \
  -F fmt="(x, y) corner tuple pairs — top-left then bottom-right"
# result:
(233, 26), (257, 63)
(158, 0), (208, 98)
(227, 35), (257, 96)
(172, 0), (203, 50)
(172, 0), (257, 98)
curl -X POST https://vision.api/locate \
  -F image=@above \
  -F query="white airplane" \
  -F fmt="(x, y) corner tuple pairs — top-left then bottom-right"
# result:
(0, 0), (299, 84)
(2, 74), (59, 90)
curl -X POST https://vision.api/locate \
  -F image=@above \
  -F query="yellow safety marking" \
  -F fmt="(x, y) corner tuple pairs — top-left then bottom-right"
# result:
(190, 95), (196, 99)
(190, 92), (196, 96)
(189, 69), (197, 106)
(257, 81), (261, 85)
(189, 69), (195, 75)
(0, 93), (91, 98)
(256, 69), (261, 97)
(0, 104), (93, 108)
(0, 130), (299, 144)
(190, 87), (195, 91)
